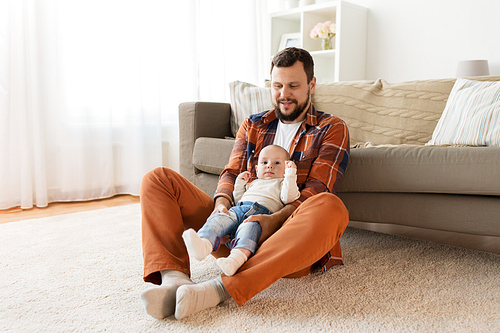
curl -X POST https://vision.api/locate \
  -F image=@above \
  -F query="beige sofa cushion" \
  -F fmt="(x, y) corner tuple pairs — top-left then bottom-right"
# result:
(229, 79), (454, 146)
(311, 79), (456, 146)
(338, 146), (500, 196)
(193, 137), (234, 174)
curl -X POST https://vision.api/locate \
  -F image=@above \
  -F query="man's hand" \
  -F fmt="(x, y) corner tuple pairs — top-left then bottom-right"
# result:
(212, 196), (231, 216)
(244, 204), (296, 245)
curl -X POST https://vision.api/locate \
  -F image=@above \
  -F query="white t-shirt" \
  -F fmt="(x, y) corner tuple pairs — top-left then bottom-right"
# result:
(273, 120), (304, 153)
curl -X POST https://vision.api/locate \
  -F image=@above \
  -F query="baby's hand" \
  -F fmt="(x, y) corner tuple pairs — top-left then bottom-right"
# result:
(285, 160), (297, 170)
(237, 171), (251, 182)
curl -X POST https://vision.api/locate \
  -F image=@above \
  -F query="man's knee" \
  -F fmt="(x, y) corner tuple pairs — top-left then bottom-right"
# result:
(301, 192), (349, 226)
(142, 167), (174, 183)
(310, 192), (347, 210)
(141, 167), (178, 193)
(142, 167), (163, 185)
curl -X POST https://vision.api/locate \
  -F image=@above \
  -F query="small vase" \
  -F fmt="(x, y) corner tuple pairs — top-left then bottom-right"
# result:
(321, 36), (333, 50)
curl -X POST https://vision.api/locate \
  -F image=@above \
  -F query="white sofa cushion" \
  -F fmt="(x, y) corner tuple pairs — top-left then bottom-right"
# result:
(229, 81), (273, 137)
(428, 78), (500, 146)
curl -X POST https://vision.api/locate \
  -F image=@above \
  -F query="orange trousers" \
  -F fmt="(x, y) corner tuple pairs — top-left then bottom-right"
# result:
(141, 167), (349, 306)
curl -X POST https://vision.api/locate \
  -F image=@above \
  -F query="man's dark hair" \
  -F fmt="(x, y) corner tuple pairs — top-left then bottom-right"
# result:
(270, 47), (314, 83)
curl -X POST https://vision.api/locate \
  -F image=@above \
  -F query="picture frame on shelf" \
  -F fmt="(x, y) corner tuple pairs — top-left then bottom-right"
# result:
(279, 33), (301, 51)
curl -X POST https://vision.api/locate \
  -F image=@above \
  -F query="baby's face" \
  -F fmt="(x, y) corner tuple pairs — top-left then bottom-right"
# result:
(255, 146), (288, 180)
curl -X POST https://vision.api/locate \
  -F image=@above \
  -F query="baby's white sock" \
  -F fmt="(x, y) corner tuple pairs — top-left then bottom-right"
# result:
(216, 248), (248, 276)
(182, 228), (213, 261)
(140, 270), (193, 319)
(175, 276), (231, 320)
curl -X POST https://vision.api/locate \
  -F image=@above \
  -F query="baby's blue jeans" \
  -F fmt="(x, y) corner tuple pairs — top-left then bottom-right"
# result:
(197, 201), (270, 254)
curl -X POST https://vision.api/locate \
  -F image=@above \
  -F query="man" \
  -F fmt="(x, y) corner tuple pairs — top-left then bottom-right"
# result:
(140, 47), (350, 320)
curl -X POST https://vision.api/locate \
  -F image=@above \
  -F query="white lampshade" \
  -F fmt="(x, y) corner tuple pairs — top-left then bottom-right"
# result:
(456, 60), (490, 78)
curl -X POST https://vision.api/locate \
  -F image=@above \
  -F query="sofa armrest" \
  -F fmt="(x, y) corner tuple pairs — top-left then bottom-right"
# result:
(179, 101), (232, 183)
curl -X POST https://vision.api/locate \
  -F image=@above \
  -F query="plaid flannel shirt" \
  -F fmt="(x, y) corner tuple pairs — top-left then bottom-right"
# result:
(214, 104), (350, 271)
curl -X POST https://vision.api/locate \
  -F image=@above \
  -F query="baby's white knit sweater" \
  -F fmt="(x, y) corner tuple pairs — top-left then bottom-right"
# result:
(233, 168), (300, 213)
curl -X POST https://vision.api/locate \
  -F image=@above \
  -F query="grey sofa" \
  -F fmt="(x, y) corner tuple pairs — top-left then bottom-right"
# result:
(179, 77), (500, 255)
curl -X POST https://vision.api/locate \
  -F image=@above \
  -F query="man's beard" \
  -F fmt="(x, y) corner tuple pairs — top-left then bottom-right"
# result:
(274, 91), (311, 122)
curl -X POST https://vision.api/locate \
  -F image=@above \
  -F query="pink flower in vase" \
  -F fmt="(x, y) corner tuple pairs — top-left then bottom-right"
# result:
(309, 23), (322, 39)
(310, 21), (336, 39)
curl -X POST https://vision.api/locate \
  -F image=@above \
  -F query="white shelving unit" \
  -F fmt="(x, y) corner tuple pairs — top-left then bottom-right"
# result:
(270, 1), (367, 82)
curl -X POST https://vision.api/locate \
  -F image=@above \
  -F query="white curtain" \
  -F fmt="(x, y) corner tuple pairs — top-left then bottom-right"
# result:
(196, 0), (270, 101)
(0, 0), (269, 210)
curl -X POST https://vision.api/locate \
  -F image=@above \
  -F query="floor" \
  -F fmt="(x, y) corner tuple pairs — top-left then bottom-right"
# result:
(0, 195), (140, 225)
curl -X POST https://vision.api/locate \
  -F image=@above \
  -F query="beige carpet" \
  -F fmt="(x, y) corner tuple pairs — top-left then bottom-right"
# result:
(1, 204), (499, 332)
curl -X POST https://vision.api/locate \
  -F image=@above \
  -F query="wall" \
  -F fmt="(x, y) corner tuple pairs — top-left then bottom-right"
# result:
(364, 0), (500, 82)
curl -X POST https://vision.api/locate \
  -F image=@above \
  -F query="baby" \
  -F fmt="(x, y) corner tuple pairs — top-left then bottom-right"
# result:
(182, 144), (300, 276)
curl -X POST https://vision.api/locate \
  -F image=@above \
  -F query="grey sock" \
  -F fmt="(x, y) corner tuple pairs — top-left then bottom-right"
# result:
(140, 270), (193, 319)
(174, 276), (230, 320)
(213, 276), (231, 302)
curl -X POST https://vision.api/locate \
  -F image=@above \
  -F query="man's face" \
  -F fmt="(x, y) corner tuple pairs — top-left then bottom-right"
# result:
(271, 61), (316, 124)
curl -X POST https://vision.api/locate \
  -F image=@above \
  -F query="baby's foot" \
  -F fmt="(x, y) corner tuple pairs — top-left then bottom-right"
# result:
(182, 229), (213, 260)
(216, 248), (248, 276)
